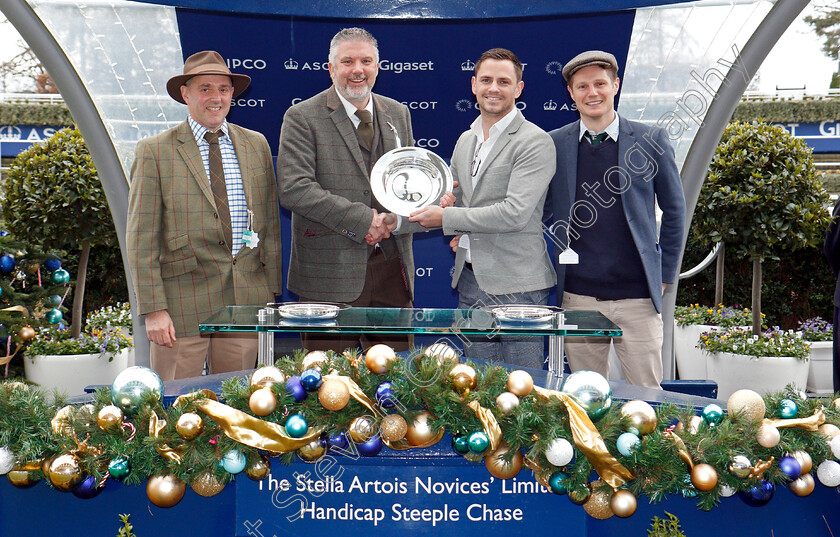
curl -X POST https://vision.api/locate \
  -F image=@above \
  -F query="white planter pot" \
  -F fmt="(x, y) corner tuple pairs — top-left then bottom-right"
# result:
(24, 348), (130, 396)
(674, 324), (715, 380)
(806, 341), (833, 394)
(705, 350), (809, 400)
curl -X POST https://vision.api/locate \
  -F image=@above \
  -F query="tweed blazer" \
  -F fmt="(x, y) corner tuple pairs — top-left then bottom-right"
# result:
(546, 117), (685, 313)
(126, 120), (282, 337)
(443, 111), (557, 296)
(277, 87), (415, 302)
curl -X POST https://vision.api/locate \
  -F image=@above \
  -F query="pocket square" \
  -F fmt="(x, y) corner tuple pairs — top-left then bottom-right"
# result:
(304, 229), (317, 237)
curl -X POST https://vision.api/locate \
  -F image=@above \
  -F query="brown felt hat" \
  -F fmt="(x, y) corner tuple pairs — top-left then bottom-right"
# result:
(166, 50), (251, 104)
(562, 50), (618, 84)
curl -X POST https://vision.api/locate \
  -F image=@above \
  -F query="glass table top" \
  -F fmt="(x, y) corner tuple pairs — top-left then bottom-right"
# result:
(199, 306), (621, 337)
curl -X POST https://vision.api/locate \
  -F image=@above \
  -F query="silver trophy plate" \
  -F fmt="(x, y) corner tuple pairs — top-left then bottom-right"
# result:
(371, 147), (454, 216)
(272, 302), (347, 321)
(490, 305), (564, 324)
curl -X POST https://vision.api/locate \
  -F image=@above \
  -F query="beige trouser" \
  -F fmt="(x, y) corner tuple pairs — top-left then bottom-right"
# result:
(150, 333), (258, 381)
(562, 292), (663, 389)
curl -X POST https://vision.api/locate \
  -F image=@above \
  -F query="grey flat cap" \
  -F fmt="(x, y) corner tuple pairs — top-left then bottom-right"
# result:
(562, 50), (618, 83)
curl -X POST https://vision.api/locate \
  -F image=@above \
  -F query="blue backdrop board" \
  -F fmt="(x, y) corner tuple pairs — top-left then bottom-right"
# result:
(774, 121), (840, 154)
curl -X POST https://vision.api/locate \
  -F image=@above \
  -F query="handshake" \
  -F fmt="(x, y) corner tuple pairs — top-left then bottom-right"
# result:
(366, 186), (458, 246)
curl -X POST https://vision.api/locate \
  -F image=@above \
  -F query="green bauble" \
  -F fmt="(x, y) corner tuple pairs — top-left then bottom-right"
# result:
(45, 308), (63, 324)
(111, 366), (164, 414)
(51, 268), (70, 285)
(467, 431), (490, 454)
(561, 370), (612, 420)
(49, 294), (62, 306)
(549, 471), (570, 494)
(108, 457), (130, 479)
(451, 434), (470, 454)
(701, 404), (724, 426)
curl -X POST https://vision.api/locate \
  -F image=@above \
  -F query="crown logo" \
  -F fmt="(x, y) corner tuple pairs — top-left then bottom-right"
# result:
(284, 58), (299, 70)
(0, 126), (21, 140)
(543, 100), (558, 111)
(460, 59), (475, 71)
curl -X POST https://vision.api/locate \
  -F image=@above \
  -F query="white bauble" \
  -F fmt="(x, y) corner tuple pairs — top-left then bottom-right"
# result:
(545, 438), (574, 467)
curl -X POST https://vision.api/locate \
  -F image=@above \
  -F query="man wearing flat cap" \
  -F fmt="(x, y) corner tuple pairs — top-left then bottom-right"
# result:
(127, 50), (282, 380)
(545, 50), (685, 388)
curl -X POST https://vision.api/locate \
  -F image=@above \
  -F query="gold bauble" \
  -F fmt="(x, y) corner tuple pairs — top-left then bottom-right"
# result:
(691, 463), (718, 491)
(249, 387), (278, 417)
(7, 465), (40, 488)
(348, 417), (377, 443)
(380, 414), (408, 443)
(688, 415), (703, 435)
(49, 453), (83, 492)
(834, 398), (840, 410)
(52, 405), (76, 436)
(789, 473), (815, 497)
(190, 471), (226, 497)
(405, 410), (439, 446)
(729, 455), (752, 478)
(97, 405), (124, 431)
(484, 442), (523, 480)
(250, 366), (285, 388)
(495, 392), (520, 415)
(450, 364), (478, 394)
(41, 456), (55, 478)
(819, 423), (840, 440)
(318, 379), (350, 411)
(424, 343), (459, 366)
(365, 344), (396, 374)
(506, 370), (534, 397)
(791, 450), (813, 474)
(726, 389), (766, 421)
(756, 423), (781, 448)
(582, 482), (614, 520)
(147, 474), (186, 508)
(619, 400), (657, 435)
(302, 351), (329, 371)
(298, 438), (327, 461)
(176, 412), (204, 440)
(610, 489), (637, 518)
(18, 326), (35, 342)
(246, 455), (271, 481)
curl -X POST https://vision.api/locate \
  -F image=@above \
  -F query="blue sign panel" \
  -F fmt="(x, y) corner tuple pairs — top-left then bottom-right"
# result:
(0, 125), (62, 157)
(774, 121), (840, 154)
(174, 11), (635, 307)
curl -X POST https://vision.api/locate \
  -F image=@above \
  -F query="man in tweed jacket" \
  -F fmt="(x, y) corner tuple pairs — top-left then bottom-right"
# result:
(277, 28), (415, 353)
(127, 51), (282, 380)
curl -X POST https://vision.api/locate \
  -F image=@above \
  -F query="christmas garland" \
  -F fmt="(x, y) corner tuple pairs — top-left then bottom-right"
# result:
(1, 343), (839, 519)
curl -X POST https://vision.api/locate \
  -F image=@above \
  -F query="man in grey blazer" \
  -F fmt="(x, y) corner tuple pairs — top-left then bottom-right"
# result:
(411, 48), (556, 368)
(545, 50), (685, 388)
(277, 28), (415, 353)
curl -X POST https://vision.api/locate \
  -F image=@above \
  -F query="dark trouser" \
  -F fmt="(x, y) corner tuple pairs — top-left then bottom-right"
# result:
(834, 306), (840, 392)
(301, 248), (413, 354)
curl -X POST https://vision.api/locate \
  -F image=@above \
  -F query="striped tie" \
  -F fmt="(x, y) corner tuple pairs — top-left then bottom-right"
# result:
(204, 131), (233, 250)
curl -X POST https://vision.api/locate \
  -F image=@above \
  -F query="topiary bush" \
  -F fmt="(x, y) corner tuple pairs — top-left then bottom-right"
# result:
(691, 121), (831, 334)
(2, 126), (119, 337)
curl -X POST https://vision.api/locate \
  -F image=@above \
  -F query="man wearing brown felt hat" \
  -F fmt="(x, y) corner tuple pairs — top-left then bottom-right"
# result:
(127, 50), (282, 380)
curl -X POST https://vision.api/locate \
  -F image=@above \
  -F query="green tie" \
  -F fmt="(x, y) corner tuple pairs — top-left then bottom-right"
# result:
(204, 131), (233, 250)
(355, 109), (374, 148)
(585, 131), (609, 146)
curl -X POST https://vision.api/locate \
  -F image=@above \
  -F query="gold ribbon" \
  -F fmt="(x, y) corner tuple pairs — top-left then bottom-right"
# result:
(533, 385), (635, 489)
(762, 409), (825, 431)
(149, 411), (182, 463)
(467, 400), (502, 452)
(194, 398), (321, 453)
(663, 430), (693, 470)
(523, 455), (551, 489)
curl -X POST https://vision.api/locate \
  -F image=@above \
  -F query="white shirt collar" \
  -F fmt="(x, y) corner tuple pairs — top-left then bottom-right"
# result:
(335, 88), (374, 128)
(578, 112), (620, 142)
(471, 107), (519, 142)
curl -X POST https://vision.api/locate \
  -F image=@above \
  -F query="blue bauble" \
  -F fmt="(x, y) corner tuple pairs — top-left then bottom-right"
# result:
(375, 382), (396, 408)
(110, 366), (164, 414)
(285, 414), (309, 438)
(0, 286), (3, 297)
(701, 404), (724, 426)
(616, 432), (641, 456)
(45, 308), (63, 325)
(299, 369), (323, 392)
(108, 457), (130, 479)
(44, 258), (62, 271)
(548, 471), (570, 494)
(777, 399), (798, 419)
(285, 376), (307, 402)
(681, 475), (698, 498)
(452, 434), (470, 454)
(49, 294), (62, 306)
(51, 268), (70, 285)
(328, 431), (348, 451)
(0, 255), (14, 273)
(357, 436), (383, 457)
(72, 475), (104, 499)
(739, 480), (774, 507)
(221, 449), (247, 474)
(778, 456), (802, 480)
(467, 431), (490, 454)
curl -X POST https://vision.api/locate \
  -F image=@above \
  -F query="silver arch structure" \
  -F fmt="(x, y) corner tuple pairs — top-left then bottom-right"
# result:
(0, 0), (150, 365)
(662, 0), (812, 379)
